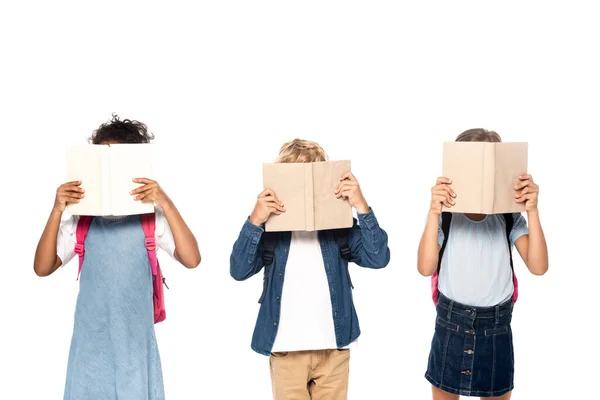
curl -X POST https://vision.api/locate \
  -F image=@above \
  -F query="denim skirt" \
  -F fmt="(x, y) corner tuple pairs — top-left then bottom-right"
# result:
(425, 293), (514, 397)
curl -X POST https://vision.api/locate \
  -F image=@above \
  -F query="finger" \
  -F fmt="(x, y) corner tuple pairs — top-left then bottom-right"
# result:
(60, 191), (85, 199)
(61, 183), (85, 193)
(515, 193), (536, 203)
(133, 178), (155, 184)
(261, 195), (284, 207)
(340, 172), (356, 182)
(63, 196), (82, 203)
(130, 183), (156, 195)
(264, 199), (285, 211)
(267, 205), (283, 215)
(436, 177), (452, 185)
(62, 180), (82, 187)
(434, 194), (453, 208)
(435, 185), (456, 198)
(135, 191), (154, 202)
(518, 174), (532, 181)
(259, 189), (276, 198)
(337, 182), (356, 193)
(61, 186), (85, 194)
(514, 179), (532, 190)
(433, 189), (455, 201)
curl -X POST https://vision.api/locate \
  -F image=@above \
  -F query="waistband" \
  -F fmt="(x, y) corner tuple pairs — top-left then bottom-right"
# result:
(437, 292), (513, 319)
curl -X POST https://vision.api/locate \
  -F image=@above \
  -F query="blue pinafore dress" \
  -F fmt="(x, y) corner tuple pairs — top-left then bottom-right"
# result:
(63, 216), (165, 400)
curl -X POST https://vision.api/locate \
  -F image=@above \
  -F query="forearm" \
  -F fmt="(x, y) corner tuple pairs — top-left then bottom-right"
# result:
(161, 199), (201, 268)
(417, 212), (440, 276)
(34, 209), (63, 276)
(525, 210), (548, 275)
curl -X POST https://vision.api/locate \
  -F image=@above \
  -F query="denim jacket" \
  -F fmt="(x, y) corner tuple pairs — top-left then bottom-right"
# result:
(230, 209), (390, 356)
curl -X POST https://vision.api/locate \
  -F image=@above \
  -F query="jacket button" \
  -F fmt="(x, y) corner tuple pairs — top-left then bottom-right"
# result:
(276, 296), (280, 300)
(279, 272), (282, 276)
(464, 349), (474, 355)
(274, 322), (277, 326)
(284, 248), (288, 253)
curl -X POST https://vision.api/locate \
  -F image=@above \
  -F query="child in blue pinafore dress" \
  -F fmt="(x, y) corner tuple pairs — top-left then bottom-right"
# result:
(34, 115), (201, 399)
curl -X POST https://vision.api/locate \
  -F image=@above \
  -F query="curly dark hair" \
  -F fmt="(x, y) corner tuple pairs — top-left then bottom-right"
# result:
(89, 114), (155, 144)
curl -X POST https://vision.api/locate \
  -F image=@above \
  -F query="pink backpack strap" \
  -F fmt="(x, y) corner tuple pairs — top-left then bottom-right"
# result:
(141, 213), (166, 323)
(75, 216), (94, 280)
(140, 213), (158, 276)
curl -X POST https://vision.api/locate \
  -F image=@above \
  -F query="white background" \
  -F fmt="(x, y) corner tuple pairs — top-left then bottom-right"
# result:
(1, 1), (598, 399)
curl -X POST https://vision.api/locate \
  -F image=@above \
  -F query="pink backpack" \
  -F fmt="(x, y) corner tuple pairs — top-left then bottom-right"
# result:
(432, 212), (519, 306)
(74, 213), (167, 324)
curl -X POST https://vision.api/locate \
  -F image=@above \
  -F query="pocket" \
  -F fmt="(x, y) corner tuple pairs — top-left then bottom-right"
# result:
(436, 316), (459, 332)
(270, 352), (288, 358)
(484, 325), (509, 336)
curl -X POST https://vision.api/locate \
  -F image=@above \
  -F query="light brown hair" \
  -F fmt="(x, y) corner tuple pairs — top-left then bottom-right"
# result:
(276, 138), (327, 163)
(456, 128), (502, 143)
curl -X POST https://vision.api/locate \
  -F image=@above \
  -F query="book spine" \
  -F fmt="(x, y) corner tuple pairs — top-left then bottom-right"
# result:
(482, 143), (495, 214)
(305, 163), (315, 231)
(101, 146), (111, 215)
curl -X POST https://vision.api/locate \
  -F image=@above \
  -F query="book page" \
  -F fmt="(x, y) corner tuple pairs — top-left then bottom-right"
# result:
(442, 142), (487, 214)
(493, 142), (528, 213)
(66, 145), (106, 216)
(264, 163), (307, 232)
(108, 144), (155, 216)
(313, 161), (353, 231)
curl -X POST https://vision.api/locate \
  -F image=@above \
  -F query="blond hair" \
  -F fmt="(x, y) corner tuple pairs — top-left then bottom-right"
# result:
(456, 128), (502, 143)
(276, 138), (327, 163)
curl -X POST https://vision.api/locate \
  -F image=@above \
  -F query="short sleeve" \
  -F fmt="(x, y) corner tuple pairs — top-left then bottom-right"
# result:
(155, 208), (177, 260)
(425, 213), (445, 247)
(509, 213), (529, 245)
(57, 215), (79, 266)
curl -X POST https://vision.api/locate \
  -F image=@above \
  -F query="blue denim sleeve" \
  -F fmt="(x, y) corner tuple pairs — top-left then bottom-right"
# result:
(347, 208), (391, 269)
(230, 219), (265, 281)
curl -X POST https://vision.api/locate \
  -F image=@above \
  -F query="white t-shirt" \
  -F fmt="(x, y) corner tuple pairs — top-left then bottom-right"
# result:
(271, 231), (354, 352)
(57, 208), (177, 266)
(438, 213), (529, 307)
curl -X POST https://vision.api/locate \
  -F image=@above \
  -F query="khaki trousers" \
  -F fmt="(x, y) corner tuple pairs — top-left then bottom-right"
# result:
(269, 349), (350, 400)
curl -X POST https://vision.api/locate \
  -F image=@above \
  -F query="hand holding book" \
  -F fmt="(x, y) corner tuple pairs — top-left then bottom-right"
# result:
(249, 189), (287, 227)
(514, 174), (539, 212)
(130, 178), (171, 210)
(334, 172), (369, 214)
(54, 181), (85, 214)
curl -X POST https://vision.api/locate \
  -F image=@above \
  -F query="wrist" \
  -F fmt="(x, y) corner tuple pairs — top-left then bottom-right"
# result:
(159, 197), (174, 212)
(428, 209), (441, 218)
(355, 202), (370, 214)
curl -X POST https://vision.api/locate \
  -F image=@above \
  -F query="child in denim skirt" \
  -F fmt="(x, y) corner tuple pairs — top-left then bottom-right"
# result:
(417, 129), (549, 399)
(230, 139), (390, 400)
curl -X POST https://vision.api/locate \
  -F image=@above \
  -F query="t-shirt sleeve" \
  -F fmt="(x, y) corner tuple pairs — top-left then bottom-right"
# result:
(57, 215), (79, 266)
(155, 208), (177, 260)
(437, 215), (444, 247)
(510, 213), (529, 245)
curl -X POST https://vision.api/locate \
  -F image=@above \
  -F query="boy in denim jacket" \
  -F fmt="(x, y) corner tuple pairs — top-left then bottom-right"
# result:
(230, 139), (390, 399)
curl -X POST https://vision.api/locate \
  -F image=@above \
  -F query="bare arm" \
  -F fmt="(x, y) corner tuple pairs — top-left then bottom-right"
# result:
(34, 181), (84, 276)
(513, 174), (548, 275)
(132, 178), (201, 269)
(417, 177), (455, 276)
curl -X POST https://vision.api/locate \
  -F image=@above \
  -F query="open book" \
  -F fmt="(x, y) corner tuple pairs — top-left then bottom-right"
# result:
(442, 142), (528, 214)
(66, 144), (156, 216)
(263, 161), (353, 232)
